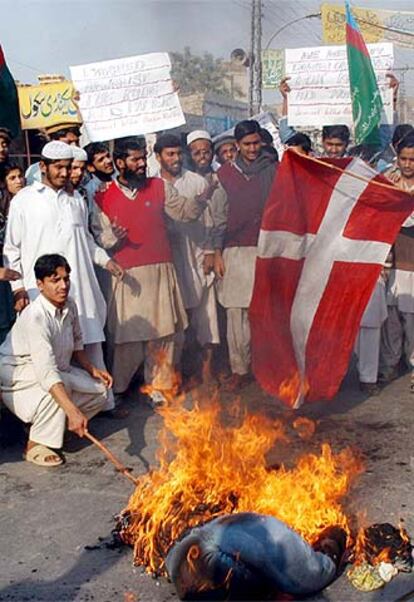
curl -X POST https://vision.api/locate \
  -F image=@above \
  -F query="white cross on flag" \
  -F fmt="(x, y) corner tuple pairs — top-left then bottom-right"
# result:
(250, 150), (413, 408)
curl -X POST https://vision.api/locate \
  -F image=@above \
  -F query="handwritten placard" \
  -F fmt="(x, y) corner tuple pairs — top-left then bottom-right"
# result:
(18, 82), (81, 130)
(285, 43), (394, 128)
(70, 53), (185, 142)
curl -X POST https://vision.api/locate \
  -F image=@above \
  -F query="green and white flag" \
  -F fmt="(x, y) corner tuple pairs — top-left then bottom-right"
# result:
(346, 1), (383, 145)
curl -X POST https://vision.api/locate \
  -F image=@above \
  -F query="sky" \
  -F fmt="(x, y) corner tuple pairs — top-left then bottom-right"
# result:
(1, 0), (414, 96)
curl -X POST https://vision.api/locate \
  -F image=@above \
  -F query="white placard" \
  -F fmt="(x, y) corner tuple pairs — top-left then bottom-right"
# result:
(70, 53), (185, 142)
(285, 43), (394, 128)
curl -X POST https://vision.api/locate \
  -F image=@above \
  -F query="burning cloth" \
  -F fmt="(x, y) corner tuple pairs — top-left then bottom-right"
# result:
(166, 512), (342, 600)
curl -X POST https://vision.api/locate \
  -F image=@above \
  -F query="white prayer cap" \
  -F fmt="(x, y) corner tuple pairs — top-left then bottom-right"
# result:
(41, 140), (73, 160)
(71, 146), (88, 162)
(187, 130), (212, 146)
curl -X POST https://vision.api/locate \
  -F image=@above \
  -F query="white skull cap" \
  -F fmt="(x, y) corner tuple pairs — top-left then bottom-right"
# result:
(187, 130), (212, 146)
(41, 140), (74, 160)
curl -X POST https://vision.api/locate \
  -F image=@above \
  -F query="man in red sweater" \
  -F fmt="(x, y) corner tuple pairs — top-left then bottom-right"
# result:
(94, 137), (211, 402)
(217, 120), (278, 390)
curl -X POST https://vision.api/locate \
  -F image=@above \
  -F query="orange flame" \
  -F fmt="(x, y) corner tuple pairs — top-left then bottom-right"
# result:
(279, 373), (310, 407)
(120, 376), (364, 575)
(353, 521), (411, 566)
(293, 417), (317, 440)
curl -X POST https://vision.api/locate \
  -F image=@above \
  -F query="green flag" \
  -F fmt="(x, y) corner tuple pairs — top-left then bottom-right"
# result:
(345, 2), (383, 145)
(0, 45), (20, 139)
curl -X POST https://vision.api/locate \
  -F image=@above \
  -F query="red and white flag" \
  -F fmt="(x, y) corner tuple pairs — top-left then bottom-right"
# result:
(250, 151), (414, 408)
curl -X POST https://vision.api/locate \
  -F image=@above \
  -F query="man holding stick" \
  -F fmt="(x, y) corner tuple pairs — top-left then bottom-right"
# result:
(0, 254), (112, 467)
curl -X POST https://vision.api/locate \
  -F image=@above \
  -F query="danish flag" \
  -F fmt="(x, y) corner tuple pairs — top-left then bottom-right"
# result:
(250, 150), (413, 408)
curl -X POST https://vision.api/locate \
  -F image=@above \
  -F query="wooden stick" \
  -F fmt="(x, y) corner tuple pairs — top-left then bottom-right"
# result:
(84, 430), (139, 486)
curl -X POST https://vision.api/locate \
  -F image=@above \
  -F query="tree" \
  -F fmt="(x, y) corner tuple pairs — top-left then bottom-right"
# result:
(170, 47), (227, 95)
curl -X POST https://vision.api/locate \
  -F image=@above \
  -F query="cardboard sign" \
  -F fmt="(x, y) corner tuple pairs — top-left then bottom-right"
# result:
(285, 43), (394, 128)
(70, 53), (185, 142)
(18, 81), (81, 130)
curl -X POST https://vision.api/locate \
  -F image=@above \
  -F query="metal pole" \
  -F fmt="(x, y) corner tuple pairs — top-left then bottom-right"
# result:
(24, 130), (31, 169)
(255, 0), (262, 113)
(249, 0), (256, 116)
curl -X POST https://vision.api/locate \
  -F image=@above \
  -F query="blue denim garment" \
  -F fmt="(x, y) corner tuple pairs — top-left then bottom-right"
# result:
(166, 512), (336, 599)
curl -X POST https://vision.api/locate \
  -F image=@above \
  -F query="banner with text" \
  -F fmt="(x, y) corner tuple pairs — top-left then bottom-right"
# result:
(70, 52), (185, 142)
(18, 81), (81, 130)
(262, 49), (285, 89)
(321, 3), (414, 48)
(285, 43), (394, 128)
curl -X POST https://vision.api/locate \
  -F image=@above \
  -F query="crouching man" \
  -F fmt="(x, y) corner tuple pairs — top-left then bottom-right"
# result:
(0, 254), (112, 467)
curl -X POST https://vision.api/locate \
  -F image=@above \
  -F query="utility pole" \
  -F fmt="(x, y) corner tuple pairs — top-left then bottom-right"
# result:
(249, 0), (262, 116)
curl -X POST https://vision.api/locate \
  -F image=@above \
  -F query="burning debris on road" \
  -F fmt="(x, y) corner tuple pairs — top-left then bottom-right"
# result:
(347, 522), (413, 591)
(115, 379), (368, 596)
(111, 366), (412, 600)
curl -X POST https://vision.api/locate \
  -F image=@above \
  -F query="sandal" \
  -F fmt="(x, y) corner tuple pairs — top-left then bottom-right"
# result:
(24, 444), (63, 467)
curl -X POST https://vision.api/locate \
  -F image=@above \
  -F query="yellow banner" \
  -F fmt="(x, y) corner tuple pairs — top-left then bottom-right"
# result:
(18, 81), (81, 130)
(321, 3), (414, 48)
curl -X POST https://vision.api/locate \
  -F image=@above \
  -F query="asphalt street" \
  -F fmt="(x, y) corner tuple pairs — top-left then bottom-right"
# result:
(0, 364), (413, 602)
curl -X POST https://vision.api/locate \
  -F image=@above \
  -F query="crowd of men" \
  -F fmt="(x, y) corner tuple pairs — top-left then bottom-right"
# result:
(0, 73), (413, 467)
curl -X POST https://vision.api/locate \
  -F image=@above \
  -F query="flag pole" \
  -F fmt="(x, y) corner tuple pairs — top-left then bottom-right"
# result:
(24, 130), (31, 169)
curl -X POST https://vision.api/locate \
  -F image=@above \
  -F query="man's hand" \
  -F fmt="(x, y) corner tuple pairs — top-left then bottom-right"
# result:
(197, 180), (218, 204)
(105, 259), (124, 280)
(111, 217), (128, 242)
(67, 407), (88, 438)
(90, 366), (113, 389)
(387, 169), (401, 184)
(13, 288), (29, 313)
(0, 267), (21, 282)
(214, 250), (225, 279)
(279, 76), (291, 98)
(203, 253), (215, 275)
(386, 72), (399, 93)
(386, 72), (399, 108)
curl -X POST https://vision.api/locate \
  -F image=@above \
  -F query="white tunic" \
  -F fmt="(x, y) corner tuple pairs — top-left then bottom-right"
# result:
(4, 182), (110, 345)
(217, 246), (258, 308)
(360, 276), (387, 328)
(165, 170), (215, 309)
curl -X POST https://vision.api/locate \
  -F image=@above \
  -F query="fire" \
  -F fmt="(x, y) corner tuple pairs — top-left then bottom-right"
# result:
(119, 383), (364, 575)
(278, 372), (310, 407)
(353, 522), (412, 566)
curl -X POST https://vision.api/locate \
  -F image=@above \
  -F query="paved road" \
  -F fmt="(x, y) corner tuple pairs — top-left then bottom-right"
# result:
(0, 365), (413, 602)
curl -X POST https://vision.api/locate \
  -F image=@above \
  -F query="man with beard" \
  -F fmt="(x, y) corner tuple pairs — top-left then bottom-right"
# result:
(217, 120), (278, 390)
(4, 141), (122, 412)
(25, 123), (81, 185)
(154, 134), (220, 383)
(68, 146), (88, 196)
(187, 130), (229, 278)
(187, 130), (214, 178)
(93, 137), (211, 400)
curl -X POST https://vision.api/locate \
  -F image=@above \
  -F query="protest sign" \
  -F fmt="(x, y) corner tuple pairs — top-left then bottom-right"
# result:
(285, 43), (394, 128)
(262, 49), (285, 89)
(321, 3), (414, 48)
(18, 81), (81, 130)
(70, 52), (185, 142)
